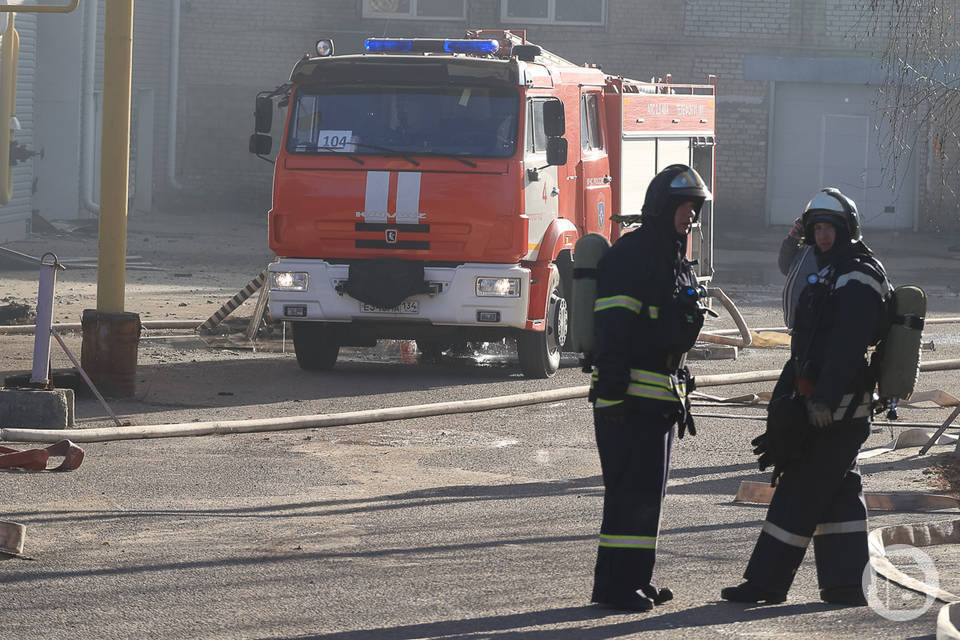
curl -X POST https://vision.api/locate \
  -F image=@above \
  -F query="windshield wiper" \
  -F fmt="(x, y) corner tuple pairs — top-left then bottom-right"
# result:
(348, 142), (420, 167)
(421, 153), (477, 168)
(295, 144), (364, 165)
(351, 142), (479, 168)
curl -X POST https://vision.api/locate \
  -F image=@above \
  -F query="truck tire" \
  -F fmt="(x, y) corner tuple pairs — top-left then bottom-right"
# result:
(292, 322), (340, 371)
(517, 279), (568, 378)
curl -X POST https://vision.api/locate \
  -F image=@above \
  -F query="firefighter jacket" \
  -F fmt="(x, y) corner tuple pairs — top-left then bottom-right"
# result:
(590, 226), (703, 411)
(772, 243), (891, 420)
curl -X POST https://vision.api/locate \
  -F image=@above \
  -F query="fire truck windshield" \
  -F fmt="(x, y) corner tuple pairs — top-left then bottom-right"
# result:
(286, 85), (519, 159)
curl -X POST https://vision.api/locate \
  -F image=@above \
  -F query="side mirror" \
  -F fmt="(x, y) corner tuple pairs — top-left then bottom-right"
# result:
(546, 137), (567, 166)
(254, 96), (273, 133)
(249, 133), (272, 156)
(543, 99), (565, 137)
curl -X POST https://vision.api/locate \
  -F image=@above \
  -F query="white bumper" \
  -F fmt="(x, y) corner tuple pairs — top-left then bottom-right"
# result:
(268, 259), (531, 329)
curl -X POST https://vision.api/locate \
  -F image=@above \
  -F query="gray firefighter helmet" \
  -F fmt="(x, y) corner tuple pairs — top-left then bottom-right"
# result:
(801, 187), (862, 245)
(641, 164), (712, 221)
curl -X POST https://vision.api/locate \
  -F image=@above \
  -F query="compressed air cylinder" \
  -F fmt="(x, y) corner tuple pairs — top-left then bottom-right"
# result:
(569, 233), (611, 355)
(877, 285), (926, 401)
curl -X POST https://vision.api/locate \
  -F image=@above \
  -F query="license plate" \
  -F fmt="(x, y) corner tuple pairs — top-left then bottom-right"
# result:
(359, 301), (419, 314)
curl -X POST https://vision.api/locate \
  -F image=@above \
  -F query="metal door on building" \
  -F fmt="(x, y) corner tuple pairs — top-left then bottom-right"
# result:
(767, 82), (916, 230)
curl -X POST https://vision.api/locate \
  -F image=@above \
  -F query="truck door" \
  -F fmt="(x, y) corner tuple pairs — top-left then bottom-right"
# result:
(522, 98), (560, 261)
(577, 90), (612, 235)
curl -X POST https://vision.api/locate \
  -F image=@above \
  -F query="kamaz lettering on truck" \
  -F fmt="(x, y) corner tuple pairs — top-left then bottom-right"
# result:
(250, 30), (717, 378)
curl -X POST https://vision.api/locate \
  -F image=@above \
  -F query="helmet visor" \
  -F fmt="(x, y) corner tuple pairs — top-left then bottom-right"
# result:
(669, 169), (712, 200)
(805, 191), (846, 214)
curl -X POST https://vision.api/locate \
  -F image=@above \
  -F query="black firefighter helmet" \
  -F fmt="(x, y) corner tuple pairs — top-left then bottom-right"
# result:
(801, 187), (862, 245)
(640, 164), (713, 223)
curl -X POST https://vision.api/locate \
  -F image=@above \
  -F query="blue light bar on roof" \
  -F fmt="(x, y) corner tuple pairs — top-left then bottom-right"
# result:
(364, 38), (499, 55)
(443, 39), (499, 54)
(364, 38), (413, 53)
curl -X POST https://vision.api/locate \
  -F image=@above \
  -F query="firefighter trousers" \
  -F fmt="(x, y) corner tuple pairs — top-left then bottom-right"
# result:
(591, 407), (675, 603)
(743, 419), (871, 595)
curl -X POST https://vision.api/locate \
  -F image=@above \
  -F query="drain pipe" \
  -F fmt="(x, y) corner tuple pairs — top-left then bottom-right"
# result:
(167, 0), (183, 191)
(80, 0), (99, 213)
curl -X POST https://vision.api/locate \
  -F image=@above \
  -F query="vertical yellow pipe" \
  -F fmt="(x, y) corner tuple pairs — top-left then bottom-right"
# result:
(0, 13), (18, 205)
(96, 0), (134, 312)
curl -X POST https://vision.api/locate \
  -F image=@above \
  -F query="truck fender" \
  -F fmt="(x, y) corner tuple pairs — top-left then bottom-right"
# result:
(524, 219), (578, 329)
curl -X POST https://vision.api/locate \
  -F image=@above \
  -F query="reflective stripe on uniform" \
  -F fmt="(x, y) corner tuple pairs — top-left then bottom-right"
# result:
(598, 533), (657, 549)
(595, 397), (624, 408)
(814, 520), (868, 536)
(835, 270), (891, 298)
(626, 383), (680, 402)
(832, 392), (872, 420)
(647, 305), (659, 319)
(629, 369), (671, 386)
(595, 295), (644, 314)
(761, 521), (811, 549)
(626, 368), (683, 403)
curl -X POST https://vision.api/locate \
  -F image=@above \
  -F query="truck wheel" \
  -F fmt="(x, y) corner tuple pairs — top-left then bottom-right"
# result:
(292, 322), (340, 371)
(517, 281), (568, 378)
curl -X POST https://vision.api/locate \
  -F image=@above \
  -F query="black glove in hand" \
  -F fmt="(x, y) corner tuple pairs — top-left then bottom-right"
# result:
(677, 403), (696, 439)
(757, 451), (774, 472)
(751, 433), (773, 471)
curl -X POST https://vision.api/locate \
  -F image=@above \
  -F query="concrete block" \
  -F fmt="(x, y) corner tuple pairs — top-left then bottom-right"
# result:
(688, 344), (739, 360)
(0, 388), (75, 430)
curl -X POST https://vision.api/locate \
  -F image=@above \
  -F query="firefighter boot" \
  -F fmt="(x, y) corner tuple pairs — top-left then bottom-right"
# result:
(720, 581), (787, 604)
(640, 584), (674, 605)
(594, 590), (654, 612)
(820, 585), (867, 606)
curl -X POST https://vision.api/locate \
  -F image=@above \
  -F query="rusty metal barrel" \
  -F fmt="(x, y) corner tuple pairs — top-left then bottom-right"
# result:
(80, 309), (141, 397)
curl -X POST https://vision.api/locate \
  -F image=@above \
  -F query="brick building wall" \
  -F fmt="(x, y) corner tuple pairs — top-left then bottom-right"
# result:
(173, 0), (938, 227)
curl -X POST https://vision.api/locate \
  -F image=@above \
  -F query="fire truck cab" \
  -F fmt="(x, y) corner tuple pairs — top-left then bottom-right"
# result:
(251, 30), (716, 378)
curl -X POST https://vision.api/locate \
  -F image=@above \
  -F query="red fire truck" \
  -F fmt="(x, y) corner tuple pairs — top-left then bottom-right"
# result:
(250, 30), (716, 378)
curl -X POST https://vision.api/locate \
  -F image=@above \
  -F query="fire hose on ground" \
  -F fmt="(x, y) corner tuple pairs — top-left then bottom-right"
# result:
(3, 357), (960, 444)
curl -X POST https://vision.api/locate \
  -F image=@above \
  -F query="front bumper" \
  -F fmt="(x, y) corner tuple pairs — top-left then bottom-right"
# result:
(268, 259), (531, 329)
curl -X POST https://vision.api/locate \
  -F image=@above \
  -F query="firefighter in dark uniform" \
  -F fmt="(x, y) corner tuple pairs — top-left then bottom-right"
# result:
(721, 187), (890, 606)
(589, 164), (712, 612)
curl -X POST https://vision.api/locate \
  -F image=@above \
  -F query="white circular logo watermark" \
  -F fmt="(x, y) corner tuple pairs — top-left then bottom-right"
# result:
(863, 544), (938, 622)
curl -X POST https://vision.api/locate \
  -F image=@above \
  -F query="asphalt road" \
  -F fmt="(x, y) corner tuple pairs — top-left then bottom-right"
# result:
(1, 213), (959, 638)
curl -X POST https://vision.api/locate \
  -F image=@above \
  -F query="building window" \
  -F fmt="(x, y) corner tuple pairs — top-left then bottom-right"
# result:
(502, 0), (606, 25)
(362, 0), (466, 20)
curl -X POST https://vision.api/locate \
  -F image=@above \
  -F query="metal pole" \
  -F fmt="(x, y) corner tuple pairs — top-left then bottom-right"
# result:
(96, 0), (134, 312)
(29, 253), (65, 386)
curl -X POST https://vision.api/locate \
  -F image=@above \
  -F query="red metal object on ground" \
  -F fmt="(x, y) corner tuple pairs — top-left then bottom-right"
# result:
(0, 439), (84, 471)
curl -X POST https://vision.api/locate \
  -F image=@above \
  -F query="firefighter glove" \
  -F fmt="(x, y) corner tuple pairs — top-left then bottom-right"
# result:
(678, 410), (696, 439)
(751, 433), (773, 471)
(676, 395), (696, 439)
(805, 398), (833, 428)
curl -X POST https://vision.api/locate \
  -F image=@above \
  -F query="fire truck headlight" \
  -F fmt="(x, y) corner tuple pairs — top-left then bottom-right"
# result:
(271, 272), (309, 291)
(476, 277), (520, 298)
(315, 39), (335, 57)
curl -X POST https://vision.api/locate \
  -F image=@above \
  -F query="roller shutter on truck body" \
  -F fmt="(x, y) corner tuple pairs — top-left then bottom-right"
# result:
(0, 13), (37, 242)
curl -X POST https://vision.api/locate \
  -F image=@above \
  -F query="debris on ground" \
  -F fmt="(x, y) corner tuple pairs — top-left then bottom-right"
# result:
(930, 453), (960, 498)
(0, 299), (34, 325)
